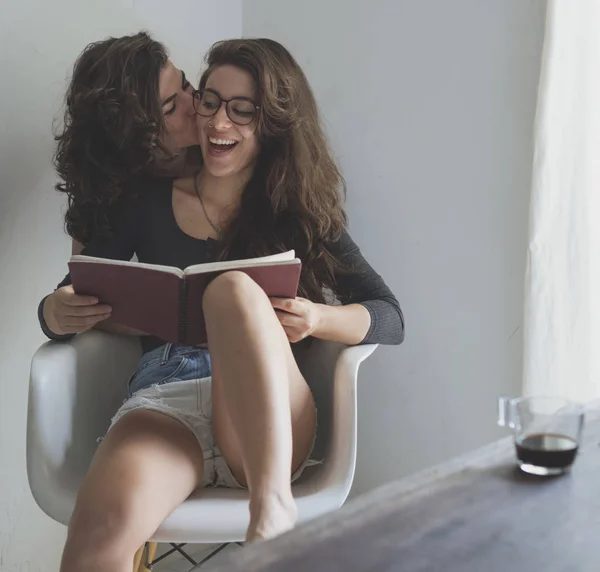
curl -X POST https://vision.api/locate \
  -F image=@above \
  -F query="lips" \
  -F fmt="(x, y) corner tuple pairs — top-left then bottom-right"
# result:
(208, 136), (238, 154)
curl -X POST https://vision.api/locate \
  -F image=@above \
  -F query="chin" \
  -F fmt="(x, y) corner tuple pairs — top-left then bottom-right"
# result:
(204, 162), (237, 178)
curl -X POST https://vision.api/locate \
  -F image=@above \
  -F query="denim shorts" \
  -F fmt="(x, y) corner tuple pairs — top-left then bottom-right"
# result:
(127, 343), (212, 396)
(108, 342), (318, 488)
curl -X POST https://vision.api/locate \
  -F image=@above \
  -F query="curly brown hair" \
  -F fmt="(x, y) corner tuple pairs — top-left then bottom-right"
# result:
(54, 32), (169, 244)
(202, 39), (349, 302)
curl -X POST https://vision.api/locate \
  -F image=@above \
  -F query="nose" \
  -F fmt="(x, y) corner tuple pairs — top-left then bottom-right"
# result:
(211, 102), (231, 130)
(182, 90), (195, 116)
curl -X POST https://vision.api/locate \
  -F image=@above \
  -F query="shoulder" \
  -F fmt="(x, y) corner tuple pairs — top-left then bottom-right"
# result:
(326, 228), (361, 258)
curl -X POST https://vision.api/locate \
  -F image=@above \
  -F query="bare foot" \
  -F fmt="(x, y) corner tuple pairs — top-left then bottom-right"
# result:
(246, 491), (298, 542)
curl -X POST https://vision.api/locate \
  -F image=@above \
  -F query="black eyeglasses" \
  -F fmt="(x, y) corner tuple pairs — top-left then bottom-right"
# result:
(192, 89), (260, 126)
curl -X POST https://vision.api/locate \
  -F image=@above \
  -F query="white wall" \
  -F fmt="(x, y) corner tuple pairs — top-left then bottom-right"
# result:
(0, 2), (241, 570)
(244, 0), (546, 494)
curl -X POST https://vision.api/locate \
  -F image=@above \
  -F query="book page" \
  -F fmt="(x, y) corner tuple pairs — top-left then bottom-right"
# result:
(70, 255), (185, 278)
(183, 250), (298, 275)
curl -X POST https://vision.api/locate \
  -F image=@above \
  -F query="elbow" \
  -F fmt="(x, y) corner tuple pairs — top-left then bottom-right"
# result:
(387, 306), (405, 345)
(359, 301), (405, 346)
(397, 307), (405, 344)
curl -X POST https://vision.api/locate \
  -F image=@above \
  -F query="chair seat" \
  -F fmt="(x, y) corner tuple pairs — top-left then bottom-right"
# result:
(27, 331), (376, 543)
(35, 462), (349, 543)
(156, 468), (349, 543)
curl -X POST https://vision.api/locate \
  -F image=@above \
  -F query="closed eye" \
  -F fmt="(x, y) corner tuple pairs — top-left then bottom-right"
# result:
(232, 109), (254, 118)
(202, 101), (220, 110)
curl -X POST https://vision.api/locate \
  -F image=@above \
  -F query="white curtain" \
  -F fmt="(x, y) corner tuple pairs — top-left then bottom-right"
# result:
(523, 0), (600, 402)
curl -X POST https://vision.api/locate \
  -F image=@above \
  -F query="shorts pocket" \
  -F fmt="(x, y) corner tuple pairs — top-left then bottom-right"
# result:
(128, 355), (188, 395)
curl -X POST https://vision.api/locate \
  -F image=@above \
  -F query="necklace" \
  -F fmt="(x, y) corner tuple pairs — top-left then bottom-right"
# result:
(193, 173), (222, 239)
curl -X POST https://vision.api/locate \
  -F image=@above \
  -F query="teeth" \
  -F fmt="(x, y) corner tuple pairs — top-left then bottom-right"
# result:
(209, 137), (237, 145)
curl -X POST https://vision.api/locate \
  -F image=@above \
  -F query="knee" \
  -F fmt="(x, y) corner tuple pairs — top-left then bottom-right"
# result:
(203, 271), (266, 313)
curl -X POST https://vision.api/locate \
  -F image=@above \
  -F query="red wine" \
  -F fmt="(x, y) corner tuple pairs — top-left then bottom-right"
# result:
(516, 433), (578, 469)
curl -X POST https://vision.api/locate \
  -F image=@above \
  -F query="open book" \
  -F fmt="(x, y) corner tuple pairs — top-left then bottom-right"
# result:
(69, 251), (301, 345)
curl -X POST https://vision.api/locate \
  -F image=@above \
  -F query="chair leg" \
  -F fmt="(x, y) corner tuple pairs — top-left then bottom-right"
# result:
(133, 545), (145, 571)
(133, 542), (235, 570)
(137, 542), (157, 571)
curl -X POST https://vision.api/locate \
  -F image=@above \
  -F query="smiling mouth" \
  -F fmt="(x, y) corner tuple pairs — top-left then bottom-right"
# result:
(208, 136), (239, 152)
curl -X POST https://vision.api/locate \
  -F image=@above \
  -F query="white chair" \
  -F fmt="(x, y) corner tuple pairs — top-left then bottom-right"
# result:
(27, 330), (376, 568)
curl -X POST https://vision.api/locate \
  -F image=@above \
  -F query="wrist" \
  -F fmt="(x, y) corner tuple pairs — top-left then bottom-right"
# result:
(311, 302), (329, 338)
(42, 295), (57, 332)
(39, 294), (73, 341)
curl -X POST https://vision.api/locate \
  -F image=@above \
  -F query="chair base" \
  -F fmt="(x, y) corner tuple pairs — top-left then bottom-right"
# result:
(136, 541), (243, 570)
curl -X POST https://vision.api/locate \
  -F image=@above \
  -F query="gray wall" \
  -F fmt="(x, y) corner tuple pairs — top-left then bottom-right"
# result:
(244, 0), (547, 494)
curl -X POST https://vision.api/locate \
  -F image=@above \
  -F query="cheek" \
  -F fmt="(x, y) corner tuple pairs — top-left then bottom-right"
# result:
(177, 111), (195, 131)
(166, 113), (192, 135)
(241, 129), (260, 157)
(163, 117), (180, 141)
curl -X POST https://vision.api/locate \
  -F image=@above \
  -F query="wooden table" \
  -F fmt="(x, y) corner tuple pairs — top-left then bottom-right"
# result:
(202, 411), (600, 572)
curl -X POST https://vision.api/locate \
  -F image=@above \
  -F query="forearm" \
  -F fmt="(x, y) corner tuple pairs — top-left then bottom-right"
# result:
(313, 303), (372, 345)
(94, 318), (146, 337)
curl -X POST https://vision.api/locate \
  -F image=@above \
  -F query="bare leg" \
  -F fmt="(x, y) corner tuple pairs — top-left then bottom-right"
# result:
(203, 271), (317, 541)
(60, 410), (204, 572)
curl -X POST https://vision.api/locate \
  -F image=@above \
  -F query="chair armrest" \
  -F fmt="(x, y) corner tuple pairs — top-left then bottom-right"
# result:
(27, 330), (141, 523)
(315, 344), (378, 499)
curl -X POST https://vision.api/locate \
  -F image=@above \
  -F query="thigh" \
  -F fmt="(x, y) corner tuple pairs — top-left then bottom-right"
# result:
(69, 409), (205, 548)
(211, 340), (317, 487)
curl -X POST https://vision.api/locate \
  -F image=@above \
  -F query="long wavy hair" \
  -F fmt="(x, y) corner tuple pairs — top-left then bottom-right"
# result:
(202, 39), (349, 302)
(54, 32), (169, 244)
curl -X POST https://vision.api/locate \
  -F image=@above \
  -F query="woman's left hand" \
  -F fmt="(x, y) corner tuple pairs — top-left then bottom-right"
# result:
(270, 297), (322, 343)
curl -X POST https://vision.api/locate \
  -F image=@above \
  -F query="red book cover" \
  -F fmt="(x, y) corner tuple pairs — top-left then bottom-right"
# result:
(68, 253), (301, 345)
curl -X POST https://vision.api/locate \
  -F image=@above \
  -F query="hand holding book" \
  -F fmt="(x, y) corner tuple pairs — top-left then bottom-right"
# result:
(270, 296), (321, 343)
(68, 251), (302, 345)
(43, 285), (112, 336)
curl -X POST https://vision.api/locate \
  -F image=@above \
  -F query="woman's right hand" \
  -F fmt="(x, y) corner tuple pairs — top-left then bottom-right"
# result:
(43, 285), (112, 335)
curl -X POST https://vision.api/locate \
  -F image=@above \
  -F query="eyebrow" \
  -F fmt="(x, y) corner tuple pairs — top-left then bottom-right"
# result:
(161, 70), (188, 107)
(203, 87), (256, 103)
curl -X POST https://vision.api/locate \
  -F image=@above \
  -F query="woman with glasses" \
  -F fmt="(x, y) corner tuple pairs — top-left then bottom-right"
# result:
(40, 38), (404, 571)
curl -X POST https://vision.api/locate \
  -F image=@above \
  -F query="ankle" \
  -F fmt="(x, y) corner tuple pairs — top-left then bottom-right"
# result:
(247, 491), (298, 542)
(250, 485), (294, 510)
